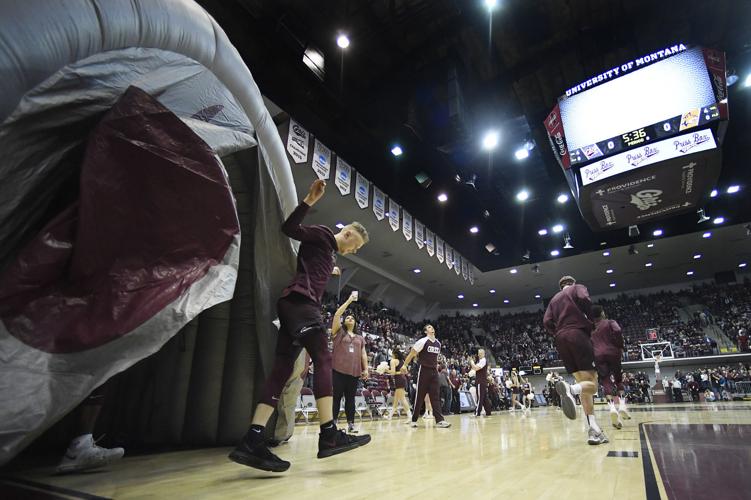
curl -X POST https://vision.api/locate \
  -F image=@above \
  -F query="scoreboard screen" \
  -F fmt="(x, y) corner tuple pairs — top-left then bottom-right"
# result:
(559, 46), (716, 163)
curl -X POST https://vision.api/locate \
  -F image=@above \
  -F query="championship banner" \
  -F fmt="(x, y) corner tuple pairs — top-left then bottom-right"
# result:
(468, 266), (475, 285)
(388, 198), (400, 231)
(462, 259), (469, 280)
(311, 139), (331, 180)
(335, 157), (352, 195)
(373, 186), (386, 221)
(445, 245), (453, 269)
(455, 255), (461, 275)
(426, 229), (435, 257)
(415, 220), (425, 249)
(286, 119), (309, 164)
(402, 211), (413, 241)
(355, 172), (369, 209)
(436, 237), (444, 263)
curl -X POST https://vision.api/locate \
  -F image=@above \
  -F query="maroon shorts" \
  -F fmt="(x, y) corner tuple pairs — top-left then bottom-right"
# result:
(392, 374), (408, 391)
(595, 354), (623, 395)
(555, 329), (596, 374)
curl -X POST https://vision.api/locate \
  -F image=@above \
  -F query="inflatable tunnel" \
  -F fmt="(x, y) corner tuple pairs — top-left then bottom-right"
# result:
(0, 0), (298, 464)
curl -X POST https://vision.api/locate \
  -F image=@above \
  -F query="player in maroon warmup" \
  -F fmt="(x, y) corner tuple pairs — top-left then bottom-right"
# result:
(402, 325), (451, 428)
(543, 275), (608, 445)
(591, 304), (630, 428)
(229, 180), (371, 472)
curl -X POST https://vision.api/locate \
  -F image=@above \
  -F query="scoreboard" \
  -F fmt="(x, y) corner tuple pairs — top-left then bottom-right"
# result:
(545, 45), (728, 231)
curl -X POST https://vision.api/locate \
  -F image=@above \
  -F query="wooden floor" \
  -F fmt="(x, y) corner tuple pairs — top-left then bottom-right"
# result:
(5, 403), (751, 500)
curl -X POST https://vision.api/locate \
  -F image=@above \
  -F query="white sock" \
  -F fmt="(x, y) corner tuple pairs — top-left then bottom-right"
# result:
(608, 401), (617, 412)
(570, 383), (583, 395)
(586, 414), (601, 433)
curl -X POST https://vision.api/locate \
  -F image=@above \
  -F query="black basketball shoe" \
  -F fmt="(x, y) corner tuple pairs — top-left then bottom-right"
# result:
(317, 429), (371, 459)
(229, 441), (290, 472)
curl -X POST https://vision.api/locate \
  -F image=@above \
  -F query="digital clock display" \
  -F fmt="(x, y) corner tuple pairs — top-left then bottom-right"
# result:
(622, 128), (647, 147)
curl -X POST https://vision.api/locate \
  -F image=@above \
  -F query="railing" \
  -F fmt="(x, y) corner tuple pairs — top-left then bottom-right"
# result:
(735, 381), (751, 395)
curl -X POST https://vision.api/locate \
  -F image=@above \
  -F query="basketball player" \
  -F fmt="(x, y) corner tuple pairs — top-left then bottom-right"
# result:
(544, 275), (608, 445)
(331, 291), (369, 433)
(401, 325), (451, 428)
(520, 372), (533, 412)
(591, 305), (630, 428)
(470, 349), (492, 416)
(229, 179), (371, 472)
(387, 349), (411, 420)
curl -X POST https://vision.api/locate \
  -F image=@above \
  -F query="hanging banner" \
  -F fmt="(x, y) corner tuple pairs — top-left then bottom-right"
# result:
(426, 229), (435, 257)
(445, 245), (453, 269)
(455, 255), (461, 275)
(462, 259), (469, 280)
(436, 238), (444, 263)
(311, 139), (331, 180)
(402, 211), (413, 241)
(373, 186), (386, 221)
(415, 220), (425, 249)
(468, 266), (475, 285)
(286, 119), (309, 163)
(335, 157), (352, 195)
(355, 172), (369, 209)
(388, 198), (400, 232)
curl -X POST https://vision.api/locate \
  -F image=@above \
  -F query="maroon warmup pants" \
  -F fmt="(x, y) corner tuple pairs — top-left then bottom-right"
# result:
(474, 380), (492, 416)
(260, 294), (333, 406)
(596, 354), (624, 396)
(412, 365), (444, 423)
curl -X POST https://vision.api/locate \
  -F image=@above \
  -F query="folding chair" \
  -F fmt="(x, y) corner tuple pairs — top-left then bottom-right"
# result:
(300, 387), (317, 423)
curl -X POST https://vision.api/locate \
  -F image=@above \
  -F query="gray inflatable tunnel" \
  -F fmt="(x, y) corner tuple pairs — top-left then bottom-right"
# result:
(0, 0), (297, 464)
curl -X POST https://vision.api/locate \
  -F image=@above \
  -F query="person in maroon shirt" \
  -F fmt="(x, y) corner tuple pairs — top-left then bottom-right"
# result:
(591, 305), (629, 428)
(230, 180), (371, 472)
(543, 275), (608, 445)
(402, 325), (451, 428)
(331, 291), (369, 433)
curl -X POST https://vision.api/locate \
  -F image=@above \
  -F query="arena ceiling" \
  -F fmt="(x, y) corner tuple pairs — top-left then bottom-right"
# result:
(199, 0), (751, 305)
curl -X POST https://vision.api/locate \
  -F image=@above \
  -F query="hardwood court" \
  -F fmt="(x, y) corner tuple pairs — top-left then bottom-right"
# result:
(3, 403), (750, 500)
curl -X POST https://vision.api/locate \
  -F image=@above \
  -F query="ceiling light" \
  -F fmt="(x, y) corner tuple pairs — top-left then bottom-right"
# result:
(727, 185), (740, 194)
(606, 269), (614, 274)
(538, 228), (548, 236)
(710, 189), (718, 198)
(413, 268), (421, 274)
(552, 224), (564, 233)
(335, 222), (345, 229)
(302, 46), (325, 80)
(469, 226), (479, 234)
(563, 234), (573, 249)
(557, 193), (569, 204)
(653, 229), (663, 237)
(727, 73), (739, 86)
(484, 0), (498, 10)
(510, 269), (518, 274)
(694, 254), (702, 259)
(739, 263), (748, 268)
(457, 294), (464, 299)
(391, 145), (403, 156)
(485, 242), (496, 253)
(472, 303), (479, 307)
(713, 217), (725, 225)
(647, 243), (654, 248)
(337, 34), (350, 49)
(686, 271), (694, 276)
(603, 251), (610, 257)
(645, 262), (653, 267)
(745, 74), (751, 87)
(609, 283), (616, 288)
(482, 130), (499, 151)
(489, 289), (496, 294)
(534, 294), (541, 299)
(437, 193), (448, 202)
(514, 148), (529, 160)
(516, 189), (530, 201)
(550, 250), (560, 257)
(503, 299), (510, 304)
(702, 232), (712, 238)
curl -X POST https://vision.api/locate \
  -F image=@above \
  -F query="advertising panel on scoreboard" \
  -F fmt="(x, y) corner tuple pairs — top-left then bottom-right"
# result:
(559, 46), (716, 164)
(580, 128), (718, 186)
